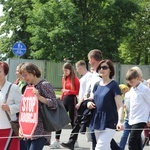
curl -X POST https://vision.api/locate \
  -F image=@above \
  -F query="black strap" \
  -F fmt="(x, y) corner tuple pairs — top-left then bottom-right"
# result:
(5, 84), (13, 122)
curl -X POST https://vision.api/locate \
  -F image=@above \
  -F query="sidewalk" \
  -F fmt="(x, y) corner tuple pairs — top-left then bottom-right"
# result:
(43, 125), (150, 150)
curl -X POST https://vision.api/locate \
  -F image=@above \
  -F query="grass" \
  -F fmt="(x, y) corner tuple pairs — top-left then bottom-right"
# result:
(55, 90), (61, 96)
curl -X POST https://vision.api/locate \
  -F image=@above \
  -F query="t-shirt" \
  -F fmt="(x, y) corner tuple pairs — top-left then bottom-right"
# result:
(90, 80), (121, 130)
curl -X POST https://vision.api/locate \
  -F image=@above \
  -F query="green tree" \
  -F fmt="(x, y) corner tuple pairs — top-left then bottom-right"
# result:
(0, 0), (33, 59)
(0, 0), (140, 64)
(27, 0), (84, 62)
(27, 0), (139, 63)
(119, 0), (150, 65)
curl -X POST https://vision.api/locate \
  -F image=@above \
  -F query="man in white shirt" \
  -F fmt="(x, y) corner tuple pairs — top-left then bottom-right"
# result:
(75, 60), (92, 109)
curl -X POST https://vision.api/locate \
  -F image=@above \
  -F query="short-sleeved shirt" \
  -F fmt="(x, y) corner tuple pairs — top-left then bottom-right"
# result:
(90, 80), (121, 130)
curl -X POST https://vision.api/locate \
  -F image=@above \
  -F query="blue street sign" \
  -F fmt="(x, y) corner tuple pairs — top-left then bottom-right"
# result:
(12, 42), (26, 57)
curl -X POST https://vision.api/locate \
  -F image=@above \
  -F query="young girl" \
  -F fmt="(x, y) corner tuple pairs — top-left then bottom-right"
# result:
(50, 62), (80, 149)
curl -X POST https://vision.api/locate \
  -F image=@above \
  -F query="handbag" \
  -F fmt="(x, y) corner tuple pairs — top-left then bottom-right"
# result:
(40, 98), (71, 132)
(4, 84), (20, 136)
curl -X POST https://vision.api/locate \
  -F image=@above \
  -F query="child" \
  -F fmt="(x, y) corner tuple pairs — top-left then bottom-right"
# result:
(125, 68), (150, 150)
(119, 83), (131, 150)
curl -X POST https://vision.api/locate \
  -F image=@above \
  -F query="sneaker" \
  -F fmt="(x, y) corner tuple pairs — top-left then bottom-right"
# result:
(49, 140), (60, 149)
(74, 141), (79, 148)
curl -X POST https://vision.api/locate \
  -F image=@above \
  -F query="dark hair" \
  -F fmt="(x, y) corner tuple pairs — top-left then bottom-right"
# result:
(97, 59), (115, 79)
(0, 61), (9, 75)
(88, 49), (103, 61)
(126, 69), (140, 81)
(63, 62), (76, 89)
(20, 62), (41, 78)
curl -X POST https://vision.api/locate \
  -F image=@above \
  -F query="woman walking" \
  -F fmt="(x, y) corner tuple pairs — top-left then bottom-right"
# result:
(0, 61), (22, 150)
(50, 62), (80, 149)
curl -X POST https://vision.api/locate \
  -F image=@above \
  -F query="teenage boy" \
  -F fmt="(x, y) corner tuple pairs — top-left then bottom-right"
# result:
(125, 68), (150, 150)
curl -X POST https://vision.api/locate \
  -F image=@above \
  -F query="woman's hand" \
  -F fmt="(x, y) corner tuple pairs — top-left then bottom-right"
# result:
(33, 87), (47, 104)
(147, 121), (150, 127)
(116, 121), (124, 131)
(2, 103), (10, 111)
(62, 89), (69, 93)
(19, 128), (23, 138)
(76, 102), (82, 110)
(33, 87), (40, 98)
(87, 101), (96, 109)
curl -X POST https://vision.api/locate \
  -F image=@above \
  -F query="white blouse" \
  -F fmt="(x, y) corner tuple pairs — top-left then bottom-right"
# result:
(0, 81), (22, 129)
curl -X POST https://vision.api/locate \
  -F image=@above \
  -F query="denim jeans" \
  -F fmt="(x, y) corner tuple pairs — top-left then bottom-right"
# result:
(26, 137), (47, 150)
(20, 139), (27, 150)
(119, 119), (131, 150)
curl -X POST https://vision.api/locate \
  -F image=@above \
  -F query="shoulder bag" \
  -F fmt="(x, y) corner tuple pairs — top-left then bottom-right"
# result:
(40, 98), (71, 132)
(4, 84), (20, 136)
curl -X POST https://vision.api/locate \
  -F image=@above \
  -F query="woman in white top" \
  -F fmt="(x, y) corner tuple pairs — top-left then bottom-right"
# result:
(0, 61), (22, 150)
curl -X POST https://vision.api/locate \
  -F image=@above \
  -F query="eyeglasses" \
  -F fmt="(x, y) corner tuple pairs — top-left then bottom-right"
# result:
(99, 66), (109, 70)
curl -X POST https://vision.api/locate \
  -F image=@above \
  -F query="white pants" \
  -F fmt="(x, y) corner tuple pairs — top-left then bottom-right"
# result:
(95, 128), (116, 150)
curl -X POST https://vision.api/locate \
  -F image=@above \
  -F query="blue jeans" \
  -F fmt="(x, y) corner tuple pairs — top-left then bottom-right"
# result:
(26, 137), (47, 150)
(20, 139), (27, 150)
(119, 119), (131, 150)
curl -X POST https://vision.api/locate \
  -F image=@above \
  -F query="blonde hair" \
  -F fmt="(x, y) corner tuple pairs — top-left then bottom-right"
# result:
(119, 84), (130, 96)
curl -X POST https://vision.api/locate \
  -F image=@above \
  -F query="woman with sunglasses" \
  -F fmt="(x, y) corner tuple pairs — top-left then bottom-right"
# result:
(87, 59), (124, 150)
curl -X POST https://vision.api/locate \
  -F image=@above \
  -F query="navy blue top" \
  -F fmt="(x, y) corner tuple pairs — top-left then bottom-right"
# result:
(90, 80), (121, 130)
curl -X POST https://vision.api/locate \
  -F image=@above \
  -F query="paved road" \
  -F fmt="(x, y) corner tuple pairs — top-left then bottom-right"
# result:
(43, 125), (149, 150)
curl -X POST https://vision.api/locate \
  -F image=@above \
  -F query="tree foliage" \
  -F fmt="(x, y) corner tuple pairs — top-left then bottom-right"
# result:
(0, 0), (149, 64)
(0, 0), (33, 59)
(118, 0), (150, 64)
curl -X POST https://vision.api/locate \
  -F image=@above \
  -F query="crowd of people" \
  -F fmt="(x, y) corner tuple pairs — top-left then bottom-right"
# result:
(0, 49), (150, 150)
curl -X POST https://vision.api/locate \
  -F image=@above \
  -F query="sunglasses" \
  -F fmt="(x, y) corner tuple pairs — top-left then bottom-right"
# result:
(99, 66), (109, 70)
